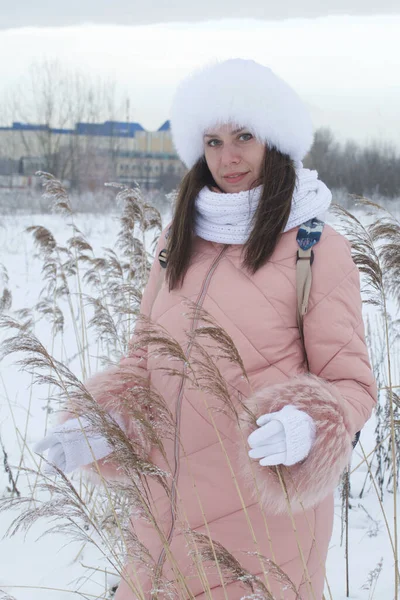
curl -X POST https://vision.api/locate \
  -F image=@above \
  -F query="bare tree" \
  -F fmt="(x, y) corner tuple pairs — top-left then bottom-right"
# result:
(304, 127), (400, 200)
(4, 60), (125, 191)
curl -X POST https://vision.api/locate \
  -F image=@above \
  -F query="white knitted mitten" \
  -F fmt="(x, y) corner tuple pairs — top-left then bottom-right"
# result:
(33, 412), (125, 475)
(247, 405), (316, 467)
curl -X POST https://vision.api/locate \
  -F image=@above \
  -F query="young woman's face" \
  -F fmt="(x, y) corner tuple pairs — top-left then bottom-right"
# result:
(203, 123), (265, 193)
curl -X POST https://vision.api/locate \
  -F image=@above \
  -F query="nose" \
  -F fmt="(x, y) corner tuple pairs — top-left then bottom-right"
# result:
(220, 142), (241, 167)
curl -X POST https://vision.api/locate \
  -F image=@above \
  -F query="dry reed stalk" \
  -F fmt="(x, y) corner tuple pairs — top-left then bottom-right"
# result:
(0, 466), (137, 593)
(0, 310), (69, 505)
(382, 311), (398, 596)
(144, 306), (315, 598)
(0, 584), (111, 598)
(0, 312), (322, 596)
(73, 387), (207, 600)
(274, 466), (334, 600)
(179, 452), (242, 600)
(231, 423), (284, 599)
(144, 324), (277, 592)
(197, 384), (298, 596)
(0, 435), (20, 498)
(185, 530), (276, 600)
(357, 440), (398, 572)
(175, 502), (220, 600)
(351, 431), (392, 474)
(69, 479), (132, 571)
(343, 468), (350, 597)
(0, 369), (36, 498)
(274, 468), (316, 600)
(4, 453), (185, 600)
(175, 448), (242, 598)
(26, 223), (85, 373)
(105, 182), (162, 342)
(67, 330), (206, 596)
(37, 172), (90, 378)
(186, 312), (320, 598)
(133, 318), (281, 596)
(131, 314), (293, 596)
(0, 324), (152, 598)
(16, 175), (164, 576)
(71, 443), (192, 599)
(1, 179), (180, 597)
(35, 291), (63, 506)
(333, 198), (400, 598)
(0, 263), (12, 312)
(68, 389), (191, 597)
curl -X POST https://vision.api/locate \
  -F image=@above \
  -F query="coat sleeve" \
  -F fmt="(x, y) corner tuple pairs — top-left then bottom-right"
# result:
(238, 228), (378, 514)
(303, 231), (377, 433)
(56, 224), (170, 482)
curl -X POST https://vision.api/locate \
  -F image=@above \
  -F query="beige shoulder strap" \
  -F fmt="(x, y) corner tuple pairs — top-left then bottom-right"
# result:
(296, 247), (313, 371)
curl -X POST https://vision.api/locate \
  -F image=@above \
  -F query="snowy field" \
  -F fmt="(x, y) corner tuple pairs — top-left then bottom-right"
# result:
(0, 208), (398, 600)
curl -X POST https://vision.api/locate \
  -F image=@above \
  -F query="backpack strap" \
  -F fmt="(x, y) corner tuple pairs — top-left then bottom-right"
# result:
(295, 218), (361, 449)
(296, 218), (325, 370)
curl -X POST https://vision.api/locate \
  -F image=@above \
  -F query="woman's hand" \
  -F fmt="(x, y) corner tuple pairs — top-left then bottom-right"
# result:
(33, 413), (125, 475)
(247, 405), (316, 467)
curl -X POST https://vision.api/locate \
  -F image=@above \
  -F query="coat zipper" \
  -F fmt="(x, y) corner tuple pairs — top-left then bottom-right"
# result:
(153, 244), (229, 586)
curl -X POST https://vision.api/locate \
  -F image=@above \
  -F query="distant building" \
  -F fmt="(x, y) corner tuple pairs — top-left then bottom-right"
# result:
(0, 119), (186, 191)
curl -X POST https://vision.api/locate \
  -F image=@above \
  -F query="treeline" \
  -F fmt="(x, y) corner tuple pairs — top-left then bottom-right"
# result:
(304, 127), (400, 199)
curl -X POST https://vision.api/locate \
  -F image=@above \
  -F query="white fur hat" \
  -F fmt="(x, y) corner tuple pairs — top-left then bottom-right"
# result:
(170, 58), (314, 169)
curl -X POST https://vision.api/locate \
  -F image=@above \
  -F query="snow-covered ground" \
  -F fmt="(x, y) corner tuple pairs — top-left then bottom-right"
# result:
(0, 210), (397, 599)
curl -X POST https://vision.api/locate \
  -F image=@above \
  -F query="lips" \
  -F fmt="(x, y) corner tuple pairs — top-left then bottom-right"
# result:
(223, 172), (249, 183)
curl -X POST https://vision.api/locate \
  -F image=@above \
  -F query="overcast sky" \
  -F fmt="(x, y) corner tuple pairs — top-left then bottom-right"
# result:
(1, 0), (399, 28)
(0, 12), (399, 150)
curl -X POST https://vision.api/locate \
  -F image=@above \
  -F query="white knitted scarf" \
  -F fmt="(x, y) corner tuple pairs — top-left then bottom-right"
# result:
(195, 163), (332, 244)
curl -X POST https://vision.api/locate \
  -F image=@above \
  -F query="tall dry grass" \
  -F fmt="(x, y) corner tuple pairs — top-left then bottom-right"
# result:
(333, 197), (400, 598)
(0, 177), (398, 599)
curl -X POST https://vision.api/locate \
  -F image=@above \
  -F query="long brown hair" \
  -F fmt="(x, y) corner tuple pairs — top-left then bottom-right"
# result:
(166, 145), (296, 290)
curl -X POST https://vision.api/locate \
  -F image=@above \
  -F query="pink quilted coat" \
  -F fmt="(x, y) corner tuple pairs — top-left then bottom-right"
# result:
(60, 223), (377, 599)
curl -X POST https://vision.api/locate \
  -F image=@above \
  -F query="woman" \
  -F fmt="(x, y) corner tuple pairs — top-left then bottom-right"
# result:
(35, 59), (377, 599)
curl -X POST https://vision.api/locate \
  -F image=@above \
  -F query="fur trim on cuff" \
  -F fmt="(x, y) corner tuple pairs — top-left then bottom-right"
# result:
(56, 366), (152, 483)
(238, 373), (353, 514)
